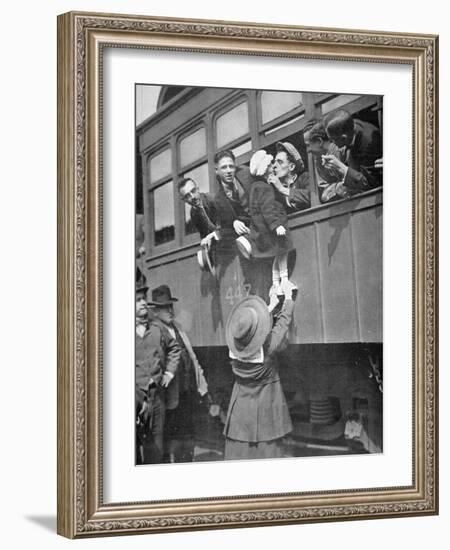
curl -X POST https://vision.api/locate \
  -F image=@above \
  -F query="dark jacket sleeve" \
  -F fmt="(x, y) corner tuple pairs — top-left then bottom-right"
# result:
(160, 325), (182, 377)
(256, 183), (287, 231)
(343, 167), (370, 194)
(190, 193), (219, 238)
(265, 300), (295, 356)
(287, 172), (311, 211)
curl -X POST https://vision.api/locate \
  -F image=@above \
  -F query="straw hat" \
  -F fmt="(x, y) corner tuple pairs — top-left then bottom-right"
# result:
(197, 245), (216, 276)
(226, 295), (271, 360)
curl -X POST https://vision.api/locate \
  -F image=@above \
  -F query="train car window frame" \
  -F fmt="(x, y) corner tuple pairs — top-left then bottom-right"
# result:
(146, 144), (177, 254)
(176, 121), (211, 244)
(213, 93), (252, 154)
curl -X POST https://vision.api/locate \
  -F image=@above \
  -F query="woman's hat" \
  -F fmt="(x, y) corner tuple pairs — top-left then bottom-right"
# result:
(249, 150), (273, 177)
(147, 284), (178, 307)
(226, 295), (271, 360)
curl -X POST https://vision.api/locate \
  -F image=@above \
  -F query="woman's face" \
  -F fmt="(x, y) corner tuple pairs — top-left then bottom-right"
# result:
(265, 162), (274, 178)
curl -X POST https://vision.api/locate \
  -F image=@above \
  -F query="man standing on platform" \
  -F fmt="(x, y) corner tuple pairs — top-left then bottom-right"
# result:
(149, 285), (209, 463)
(135, 278), (181, 464)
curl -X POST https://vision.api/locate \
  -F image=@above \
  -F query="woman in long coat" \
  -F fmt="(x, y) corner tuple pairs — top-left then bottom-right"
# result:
(236, 149), (296, 312)
(223, 288), (295, 460)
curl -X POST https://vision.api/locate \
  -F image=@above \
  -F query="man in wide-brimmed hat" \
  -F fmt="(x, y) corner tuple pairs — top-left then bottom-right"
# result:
(223, 283), (297, 460)
(149, 284), (209, 463)
(135, 280), (181, 464)
(268, 141), (310, 213)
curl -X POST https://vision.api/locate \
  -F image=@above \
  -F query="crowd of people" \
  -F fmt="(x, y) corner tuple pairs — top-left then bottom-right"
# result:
(135, 109), (383, 464)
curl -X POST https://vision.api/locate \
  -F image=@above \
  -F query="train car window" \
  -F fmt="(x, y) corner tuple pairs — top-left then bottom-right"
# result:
(149, 148), (172, 184)
(231, 139), (252, 159)
(263, 113), (305, 138)
(260, 91), (303, 124)
(321, 94), (362, 115)
(183, 163), (210, 234)
(216, 101), (249, 148)
(179, 127), (207, 167)
(153, 181), (175, 245)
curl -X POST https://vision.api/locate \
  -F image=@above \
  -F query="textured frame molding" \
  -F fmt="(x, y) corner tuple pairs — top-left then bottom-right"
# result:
(57, 11), (438, 538)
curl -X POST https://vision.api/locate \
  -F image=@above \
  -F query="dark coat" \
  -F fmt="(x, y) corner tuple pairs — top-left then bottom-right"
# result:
(214, 165), (252, 237)
(224, 300), (294, 445)
(343, 119), (382, 192)
(189, 192), (219, 239)
(135, 319), (182, 411)
(248, 179), (293, 258)
(285, 171), (311, 213)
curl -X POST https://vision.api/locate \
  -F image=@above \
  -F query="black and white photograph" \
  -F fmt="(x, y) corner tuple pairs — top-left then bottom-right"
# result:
(135, 85), (383, 465)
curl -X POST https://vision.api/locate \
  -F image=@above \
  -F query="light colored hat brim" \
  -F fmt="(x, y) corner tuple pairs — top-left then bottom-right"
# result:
(197, 248), (216, 276)
(236, 236), (252, 259)
(226, 295), (271, 361)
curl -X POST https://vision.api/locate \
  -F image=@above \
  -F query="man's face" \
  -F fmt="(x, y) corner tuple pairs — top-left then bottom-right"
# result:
(135, 291), (148, 319)
(215, 156), (236, 185)
(153, 304), (174, 325)
(326, 129), (351, 149)
(274, 151), (295, 181)
(304, 130), (325, 157)
(179, 180), (201, 206)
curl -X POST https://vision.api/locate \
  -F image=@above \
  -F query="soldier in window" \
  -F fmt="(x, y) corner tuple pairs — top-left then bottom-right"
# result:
(178, 177), (220, 247)
(213, 150), (252, 238)
(303, 120), (348, 202)
(323, 109), (383, 198)
(267, 141), (311, 213)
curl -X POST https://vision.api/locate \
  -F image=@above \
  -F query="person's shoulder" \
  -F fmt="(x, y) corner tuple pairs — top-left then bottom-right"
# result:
(236, 165), (252, 186)
(148, 318), (167, 337)
(201, 192), (217, 204)
(253, 179), (271, 193)
(355, 118), (379, 136)
(295, 171), (310, 188)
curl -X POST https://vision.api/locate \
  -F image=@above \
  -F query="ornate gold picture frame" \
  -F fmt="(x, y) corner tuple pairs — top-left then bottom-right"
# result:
(57, 11), (438, 538)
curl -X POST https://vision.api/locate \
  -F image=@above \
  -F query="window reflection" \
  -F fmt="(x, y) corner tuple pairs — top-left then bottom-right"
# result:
(216, 102), (249, 148)
(153, 181), (175, 245)
(149, 149), (172, 183)
(183, 163), (209, 234)
(261, 91), (303, 124)
(180, 128), (206, 167)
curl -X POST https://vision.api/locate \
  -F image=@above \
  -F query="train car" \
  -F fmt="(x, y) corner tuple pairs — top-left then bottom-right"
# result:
(136, 85), (383, 458)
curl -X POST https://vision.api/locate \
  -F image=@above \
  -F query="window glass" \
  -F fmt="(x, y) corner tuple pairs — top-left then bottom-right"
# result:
(149, 149), (172, 183)
(183, 163), (209, 234)
(153, 181), (175, 245)
(179, 127), (206, 167)
(321, 94), (361, 114)
(231, 139), (252, 158)
(261, 91), (303, 124)
(216, 102), (249, 148)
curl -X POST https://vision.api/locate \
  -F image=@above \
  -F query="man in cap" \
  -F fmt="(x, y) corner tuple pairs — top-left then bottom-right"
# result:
(213, 149), (252, 238)
(223, 284), (297, 460)
(268, 141), (311, 213)
(149, 285), (209, 463)
(135, 279), (181, 464)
